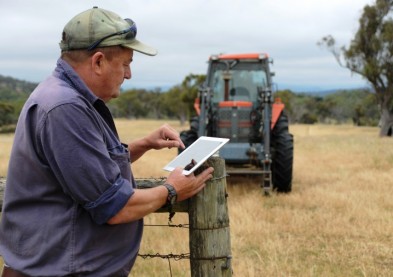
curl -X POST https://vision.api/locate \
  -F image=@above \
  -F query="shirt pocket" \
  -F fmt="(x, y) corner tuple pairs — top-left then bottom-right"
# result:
(108, 143), (131, 181)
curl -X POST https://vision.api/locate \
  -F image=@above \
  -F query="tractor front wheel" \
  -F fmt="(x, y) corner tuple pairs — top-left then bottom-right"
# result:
(271, 112), (294, 192)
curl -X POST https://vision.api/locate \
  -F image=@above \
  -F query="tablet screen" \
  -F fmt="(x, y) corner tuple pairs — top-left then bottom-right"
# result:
(163, 136), (229, 175)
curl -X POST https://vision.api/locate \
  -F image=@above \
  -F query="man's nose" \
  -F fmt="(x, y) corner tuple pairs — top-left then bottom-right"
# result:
(125, 66), (131, 80)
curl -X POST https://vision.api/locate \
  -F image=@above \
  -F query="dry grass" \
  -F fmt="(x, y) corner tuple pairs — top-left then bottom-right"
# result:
(1, 120), (393, 276)
(0, 134), (13, 176)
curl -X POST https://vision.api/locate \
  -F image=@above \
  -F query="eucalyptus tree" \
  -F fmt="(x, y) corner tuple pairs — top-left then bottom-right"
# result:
(319, 0), (393, 136)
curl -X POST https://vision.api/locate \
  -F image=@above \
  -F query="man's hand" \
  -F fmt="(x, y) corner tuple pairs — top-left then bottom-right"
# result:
(107, 165), (214, 224)
(128, 124), (185, 162)
(166, 166), (214, 202)
(146, 124), (185, 150)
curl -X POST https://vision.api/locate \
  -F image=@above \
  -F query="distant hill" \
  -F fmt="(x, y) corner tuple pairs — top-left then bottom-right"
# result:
(303, 87), (371, 97)
(278, 83), (371, 97)
(0, 75), (38, 101)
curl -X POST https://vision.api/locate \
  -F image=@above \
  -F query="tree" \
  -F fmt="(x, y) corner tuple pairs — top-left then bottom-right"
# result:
(162, 85), (188, 124)
(109, 89), (149, 118)
(162, 74), (205, 125)
(0, 102), (15, 126)
(318, 0), (393, 136)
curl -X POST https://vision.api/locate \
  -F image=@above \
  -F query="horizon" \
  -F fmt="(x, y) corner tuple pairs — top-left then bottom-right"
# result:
(1, 72), (370, 95)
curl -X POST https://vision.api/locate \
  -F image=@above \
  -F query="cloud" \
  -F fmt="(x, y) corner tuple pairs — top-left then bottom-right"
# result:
(0, 0), (373, 91)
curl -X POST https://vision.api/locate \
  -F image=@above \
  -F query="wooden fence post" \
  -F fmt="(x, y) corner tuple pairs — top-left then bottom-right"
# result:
(188, 156), (233, 277)
(0, 177), (5, 211)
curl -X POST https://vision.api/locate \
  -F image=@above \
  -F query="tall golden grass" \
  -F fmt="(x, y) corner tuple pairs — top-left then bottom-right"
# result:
(1, 120), (393, 276)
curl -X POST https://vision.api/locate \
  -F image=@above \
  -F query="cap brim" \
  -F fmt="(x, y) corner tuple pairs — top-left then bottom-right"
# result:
(122, 39), (157, 56)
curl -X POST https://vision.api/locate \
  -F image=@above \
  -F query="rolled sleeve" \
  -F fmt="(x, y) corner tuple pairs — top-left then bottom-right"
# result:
(84, 176), (133, 224)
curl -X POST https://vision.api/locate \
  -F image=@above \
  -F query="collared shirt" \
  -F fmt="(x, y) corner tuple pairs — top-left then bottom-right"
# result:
(0, 59), (142, 276)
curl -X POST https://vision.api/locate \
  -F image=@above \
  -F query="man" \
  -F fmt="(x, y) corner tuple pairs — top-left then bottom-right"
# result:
(0, 7), (213, 277)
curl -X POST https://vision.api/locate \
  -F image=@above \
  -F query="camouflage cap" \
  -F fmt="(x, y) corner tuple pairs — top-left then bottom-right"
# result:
(59, 7), (157, 56)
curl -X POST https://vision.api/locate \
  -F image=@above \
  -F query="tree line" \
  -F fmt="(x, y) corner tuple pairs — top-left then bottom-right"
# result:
(109, 83), (379, 127)
(0, 75), (35, 131)
(275, 88), (379, 126)
(108, 74), (204, 125)
(0, 73), (379, 133)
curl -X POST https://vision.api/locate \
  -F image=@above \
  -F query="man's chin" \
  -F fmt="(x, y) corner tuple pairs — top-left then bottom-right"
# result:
(111, 90), (121, 99)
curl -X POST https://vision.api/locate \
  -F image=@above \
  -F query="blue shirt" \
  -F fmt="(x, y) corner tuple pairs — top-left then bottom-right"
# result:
(0, 59), (143, 276)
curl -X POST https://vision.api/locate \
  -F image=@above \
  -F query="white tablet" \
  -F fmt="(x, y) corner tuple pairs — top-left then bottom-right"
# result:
(163, 136), (229, 175)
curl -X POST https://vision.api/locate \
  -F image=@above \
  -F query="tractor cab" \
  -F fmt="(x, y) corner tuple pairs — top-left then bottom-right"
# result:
(209, 53), (271, 104)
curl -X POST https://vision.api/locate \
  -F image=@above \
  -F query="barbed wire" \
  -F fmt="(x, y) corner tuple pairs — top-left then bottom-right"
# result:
(138, 252), (190, 261)
(138, 251), (232, 277)
(144, 223), (189, 228)
(211, 174), (230, 181)
(138, 252), (190, 277)
(138, 252), (232, 262)
(135, 174), (231, 276)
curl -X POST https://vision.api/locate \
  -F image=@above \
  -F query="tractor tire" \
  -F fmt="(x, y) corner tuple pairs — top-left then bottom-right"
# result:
(271, 112), (293, 192)
(178, 116), (199, 154)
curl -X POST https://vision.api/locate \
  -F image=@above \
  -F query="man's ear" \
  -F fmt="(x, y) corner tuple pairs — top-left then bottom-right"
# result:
(91, 52), (106, 75)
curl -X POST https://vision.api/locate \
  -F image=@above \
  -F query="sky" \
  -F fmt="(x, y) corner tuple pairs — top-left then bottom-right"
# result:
(0, 0), (374, 92)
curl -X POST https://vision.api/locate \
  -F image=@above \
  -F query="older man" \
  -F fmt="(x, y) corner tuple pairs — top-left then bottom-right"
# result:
(0, 7), (213, 277)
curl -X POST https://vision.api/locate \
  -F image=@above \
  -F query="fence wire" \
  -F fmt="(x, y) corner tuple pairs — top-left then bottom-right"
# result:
(135, 173), (230, 276)
(138, 210), (190, 276)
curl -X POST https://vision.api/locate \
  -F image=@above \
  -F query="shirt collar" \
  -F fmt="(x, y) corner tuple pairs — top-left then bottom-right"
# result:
(53, 58), (99, 105)
(54, 58), (119, 139)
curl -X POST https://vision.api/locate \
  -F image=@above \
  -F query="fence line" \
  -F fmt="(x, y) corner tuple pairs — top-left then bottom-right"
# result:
(136, 157), (233, 276)
(0, 157), (233, 276)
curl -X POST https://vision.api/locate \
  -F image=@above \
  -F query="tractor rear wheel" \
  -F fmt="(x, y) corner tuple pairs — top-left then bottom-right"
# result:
(271, 112), (293, 192)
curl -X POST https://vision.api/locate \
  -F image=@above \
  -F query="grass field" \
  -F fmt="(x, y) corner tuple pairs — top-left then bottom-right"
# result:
(1, 120), (393, 276)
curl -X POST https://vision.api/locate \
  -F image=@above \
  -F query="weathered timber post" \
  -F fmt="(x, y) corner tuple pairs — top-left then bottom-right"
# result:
(0, 177), (5, 212)
(189, 156), (232, 277)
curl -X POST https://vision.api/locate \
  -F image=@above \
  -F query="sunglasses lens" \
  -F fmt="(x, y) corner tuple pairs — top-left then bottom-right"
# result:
(124, 18), (137, 39)
(87, 18), (137, 50)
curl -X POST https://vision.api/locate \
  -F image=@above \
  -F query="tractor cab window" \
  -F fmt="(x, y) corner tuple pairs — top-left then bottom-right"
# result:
(210, 64), (268, 103)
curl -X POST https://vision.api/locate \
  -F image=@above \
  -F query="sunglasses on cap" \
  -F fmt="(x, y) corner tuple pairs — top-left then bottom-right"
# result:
(87, 18), (137, 51)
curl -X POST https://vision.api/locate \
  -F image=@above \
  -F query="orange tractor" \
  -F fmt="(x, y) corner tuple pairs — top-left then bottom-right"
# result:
(180, 53), (293, 193)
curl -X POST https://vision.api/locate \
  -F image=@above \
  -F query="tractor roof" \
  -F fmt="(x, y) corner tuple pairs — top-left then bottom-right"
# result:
(210, 53), (269, 61)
